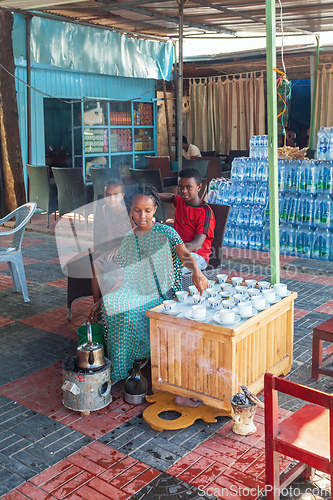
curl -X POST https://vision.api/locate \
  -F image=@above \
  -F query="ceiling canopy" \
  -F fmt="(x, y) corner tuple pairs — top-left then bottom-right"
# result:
(1, 0), (333, 41)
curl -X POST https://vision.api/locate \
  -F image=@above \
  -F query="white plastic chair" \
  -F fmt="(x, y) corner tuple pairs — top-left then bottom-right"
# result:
(0, 202), (36, 302)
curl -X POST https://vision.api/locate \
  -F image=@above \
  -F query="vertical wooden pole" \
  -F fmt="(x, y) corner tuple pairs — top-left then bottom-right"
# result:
(266, 0), (280, 284)
(177, 0), (184, 172)
(163, 81), (172, 164)
(0, 10), (26, 213)
(309, 35), (320, 151)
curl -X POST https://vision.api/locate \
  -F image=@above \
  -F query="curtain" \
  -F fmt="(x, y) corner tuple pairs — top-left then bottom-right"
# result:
(314, 64), (333, 137)
(188, 72), (265, 155)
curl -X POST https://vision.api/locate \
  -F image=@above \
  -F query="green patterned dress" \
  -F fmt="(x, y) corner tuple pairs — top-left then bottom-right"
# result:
(102, 223), (183, 380)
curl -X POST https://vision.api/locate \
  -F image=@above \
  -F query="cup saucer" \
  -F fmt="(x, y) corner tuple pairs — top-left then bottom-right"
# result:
(213, 313), (241, 326)
(277, 289), (291, 298)
(253, 302), (270, 311)
(237, 308), (258, 319)
(267, 296), (281, 305)
(159, 306), (180, 316)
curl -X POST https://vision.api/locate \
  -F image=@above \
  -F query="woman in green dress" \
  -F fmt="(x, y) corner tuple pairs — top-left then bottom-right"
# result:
(87, 185), (208, 381)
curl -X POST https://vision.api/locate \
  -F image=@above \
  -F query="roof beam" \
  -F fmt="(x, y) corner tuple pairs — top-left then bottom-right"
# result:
(190, 0), (315, 35)
(97, 0), (236, 35)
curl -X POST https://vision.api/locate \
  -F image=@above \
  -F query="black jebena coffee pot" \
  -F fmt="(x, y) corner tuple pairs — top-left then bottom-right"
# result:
(124, 359), (148, 404)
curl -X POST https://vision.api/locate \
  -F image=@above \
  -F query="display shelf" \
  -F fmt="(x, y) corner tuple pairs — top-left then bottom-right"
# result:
(71, 98), (156, 183)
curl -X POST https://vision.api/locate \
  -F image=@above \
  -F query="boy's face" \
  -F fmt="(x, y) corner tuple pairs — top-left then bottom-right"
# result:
(178, 176), (201, 203)
(104, 184), (124, 209)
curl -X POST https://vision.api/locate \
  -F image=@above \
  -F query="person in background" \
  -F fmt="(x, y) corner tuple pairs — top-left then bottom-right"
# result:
(91, 178), (132, 303)
(159, 167), (215, 274)
(182, 136), (201, 160)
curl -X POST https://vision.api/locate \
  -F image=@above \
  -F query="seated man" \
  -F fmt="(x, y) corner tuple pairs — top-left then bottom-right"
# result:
(182, 136), (201, 160)
(159, 167), (215, 274)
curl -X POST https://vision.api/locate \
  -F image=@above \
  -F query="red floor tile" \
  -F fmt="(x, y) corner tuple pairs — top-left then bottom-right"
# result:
(45, 278), (67, 288)
(0, 275), (16, 290)
(0, 315), (14, 326)
(83, 477), (129, 499)
(121, 468), (161, 495)
(166, 451), (203, 477)
(315, 300), (333, 314)
(294, 308), (311, 321)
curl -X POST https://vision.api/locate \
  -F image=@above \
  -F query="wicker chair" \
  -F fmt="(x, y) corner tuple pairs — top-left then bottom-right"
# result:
(26, 164), (58, 227)
(182, 203), (231, 290)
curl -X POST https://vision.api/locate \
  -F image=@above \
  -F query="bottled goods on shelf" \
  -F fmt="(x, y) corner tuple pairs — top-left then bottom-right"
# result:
(207, 155), (333, 260)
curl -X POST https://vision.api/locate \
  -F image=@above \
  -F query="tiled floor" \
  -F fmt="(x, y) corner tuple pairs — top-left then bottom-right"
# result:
(0, 213), (332, 499)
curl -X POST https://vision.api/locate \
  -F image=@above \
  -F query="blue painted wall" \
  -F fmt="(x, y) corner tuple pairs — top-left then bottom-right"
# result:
(12, 14), (173, 186)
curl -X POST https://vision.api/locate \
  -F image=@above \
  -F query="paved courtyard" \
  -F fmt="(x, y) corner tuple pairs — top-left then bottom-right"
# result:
(0, 214), (332, 499)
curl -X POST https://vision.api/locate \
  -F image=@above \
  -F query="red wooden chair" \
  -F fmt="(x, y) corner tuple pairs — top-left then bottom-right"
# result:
(264, 372), (333, 500)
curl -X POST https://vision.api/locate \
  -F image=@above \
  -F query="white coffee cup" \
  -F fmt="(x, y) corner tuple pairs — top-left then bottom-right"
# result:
(163, 300), (177, 312)
(192, 305), (206, 319)
(220, 283), (232, 292)
(207, 280), (215, 288)
(207, 288), (218, 298)
(176, 291), (188, 302)
(189, 285), (198, 295)
(219, 309), (235, 323)
(231, 276), (243, 286)
(233, 293), (246, 303)
(274, 283), (288, 296)
(238, 301), (253, 317)
(235, 285), (247, 295)
(216, 274), (228, 283)
(208, 297), (220, 308)
(193, 293), (203, 304)
(245, 279), (257, 288)
(247, 288), (260, 297)
(262, 289), (276, 303)
(257, 281), (271, 291)
(251, 295), (266, 310)
(222, 299), (235, 309)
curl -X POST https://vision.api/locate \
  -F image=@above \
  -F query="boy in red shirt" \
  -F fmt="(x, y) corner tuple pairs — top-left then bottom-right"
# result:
(159, 167), (215, 274)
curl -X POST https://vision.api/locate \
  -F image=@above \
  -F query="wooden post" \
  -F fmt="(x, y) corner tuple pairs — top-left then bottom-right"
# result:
(0, 11), (26, 214)
(265, 0), (280, 284)
(309, 35), (320, 151)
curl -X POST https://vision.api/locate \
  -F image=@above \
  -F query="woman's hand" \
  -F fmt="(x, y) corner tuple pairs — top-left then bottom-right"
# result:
(192, 269), (209, 295)
(87, 298), (102, 323)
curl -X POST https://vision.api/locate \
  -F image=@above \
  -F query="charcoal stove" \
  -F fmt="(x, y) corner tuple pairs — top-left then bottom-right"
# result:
(62, 356), (112, 416)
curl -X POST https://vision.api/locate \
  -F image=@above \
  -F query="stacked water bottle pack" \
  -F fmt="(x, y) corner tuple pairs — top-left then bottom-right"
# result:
(316, 126), (333, 160)
(207, 134), (333, 260)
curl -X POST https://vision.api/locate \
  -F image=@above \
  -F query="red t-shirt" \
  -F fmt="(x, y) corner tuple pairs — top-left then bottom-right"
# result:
(173, 195), (215, 263)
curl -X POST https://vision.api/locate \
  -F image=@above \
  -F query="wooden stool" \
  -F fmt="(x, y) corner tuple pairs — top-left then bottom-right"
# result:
(312, 317), (333, 381)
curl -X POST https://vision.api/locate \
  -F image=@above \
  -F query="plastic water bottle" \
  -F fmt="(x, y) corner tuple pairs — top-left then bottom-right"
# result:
(255, 183), (268, 205)
(314, 194), (333, 227)
(248, 229), (257, 250)
(297, 193), (315, 225)
(285, 161), (294, 191)
(278, 160), (287, 191)
(295, 226), (314, 258)
(249, 136), (259, 158)
(298, 161), (308, 192)
(208, 179), (217, 203)
(257, 159), (268, 182)
(280, 192), (291, 222)
(317, 126), (329, 160)
(250, 205), (265, 227)
(255, 228), (263, 250)
(225, 225), (236, 247)
(326, 127), (333, 160)
(231, 158), (244, 180)
(306, 160), (318, 193)
(280, 224), (295, 255)
(228, 205), (238, 225)
(317, 163), (325, 193)
(312, 228), (331, 260)
(287, 193), (299, 224)
(216, 179), (227, 204)
(324, 162), (333, 194)
(262, 222), (270, 251)
(241, 227), (249, 249)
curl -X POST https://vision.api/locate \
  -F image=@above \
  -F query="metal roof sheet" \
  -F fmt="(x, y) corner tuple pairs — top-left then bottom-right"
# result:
(1, 0), (333, 41)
